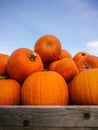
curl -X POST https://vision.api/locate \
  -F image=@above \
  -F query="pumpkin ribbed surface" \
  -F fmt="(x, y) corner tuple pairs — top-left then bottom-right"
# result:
(7, 48), (43, 82)
(21, 71), (69, 105)
(69, 69), (98, 105)
(0, 79), (21, 105)
(34, 34), (62, 63)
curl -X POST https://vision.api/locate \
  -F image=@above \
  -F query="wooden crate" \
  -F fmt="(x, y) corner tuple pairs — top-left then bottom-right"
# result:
(0, 105), (98, 130)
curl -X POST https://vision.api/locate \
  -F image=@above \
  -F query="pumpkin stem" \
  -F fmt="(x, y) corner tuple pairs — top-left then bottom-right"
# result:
(29, 52), (37, 61)
(81, 51), (86, 56)
(46, 43), (51, 47)
(82, 61), (92, 71)
(0, 76), (6, 80)
(43, 69), (47, 72)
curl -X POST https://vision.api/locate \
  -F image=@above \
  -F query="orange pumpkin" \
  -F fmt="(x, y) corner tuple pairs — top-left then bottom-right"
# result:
(7, 48), (44, 82)
(86, 55), (98, 68)
(69, 69), (98, 105)
(0, 53), (9, 64)
(0, 53), (9, 75)
(55, 58), (79, 81)
(0, 60), (6, 75)
(73, 51), (90, 62)
(21, 71), (69, 105)
(48, 60), (60, 71)
(0, 76), (21, 105)
(34, 34), (62, 63)
(74, 53), (98, 72)
(73, 52), (91, 72)
(59, 49), (72, 59)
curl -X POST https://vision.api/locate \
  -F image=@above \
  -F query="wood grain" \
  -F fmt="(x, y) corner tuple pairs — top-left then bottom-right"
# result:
(0, 127), (93, 130)
(0, 105), (98, 129)
(0, 127), (97, 129)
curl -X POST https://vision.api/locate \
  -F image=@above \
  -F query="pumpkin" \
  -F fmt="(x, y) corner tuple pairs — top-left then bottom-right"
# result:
(73, 51), (90, 62)
(59, 49), (72, 60)
(86, 55), (98, 68)
(74, 53), (98, 72)
(0, 53), (9, 64)
(73, 52), (91, 72)
(34, 34), (62, 63)
(0, 53), (9, 76)
(21, 71), (69, 105)
(69, 69), (98, 105)
(55, 58), (79, 81)
(0, 60), (6, 75)
(0, 76), (21, 105)
(7, 48), (43, 82)
(48, 60), (60, 71)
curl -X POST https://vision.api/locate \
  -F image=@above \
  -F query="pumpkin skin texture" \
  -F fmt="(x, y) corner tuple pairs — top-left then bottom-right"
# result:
(55, 58), (79, 81)
(73, 51), (90, 62)
(0, 77), (21, 105)
(21, 71), (69, 105)
(0, 53), (9, 64)
(69, 69), (98, 105)
(0, 60), (6, 75)
(48, 60), (60, 71)
(0, 54), (9, 76)
(7, 48), (43, 83)
(75, 55), (98, 72)
(34, 34), (62, 63)
(59, 49), (72, 60)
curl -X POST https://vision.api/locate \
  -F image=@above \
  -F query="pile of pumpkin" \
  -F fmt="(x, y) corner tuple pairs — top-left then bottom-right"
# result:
(0, 34), (98, 105)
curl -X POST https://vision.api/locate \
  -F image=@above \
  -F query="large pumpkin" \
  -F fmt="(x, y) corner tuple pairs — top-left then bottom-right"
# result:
(0, 76), (21, 105)
(69, 69), (98, 105)
(21, 71), (69, 105)
(7, 48), (43, 82)
(34, 34), (62, 63)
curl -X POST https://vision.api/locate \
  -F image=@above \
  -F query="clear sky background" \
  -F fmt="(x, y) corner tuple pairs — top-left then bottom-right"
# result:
(0, 0), (98, 57)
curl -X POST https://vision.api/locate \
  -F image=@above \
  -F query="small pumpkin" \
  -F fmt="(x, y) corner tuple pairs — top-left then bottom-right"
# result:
(7, 48), (43, 82)
(85, 55), (98, 69)
(34, 34), (62, 63)
(69, 69), (98, 105)
(74, 53), (98, 72)
(59, 49), (72, 60)
(73, 51), (90, 62)
(55, 58), (79, 81)
(21, 71), (69, 105)
(48, 60), (60, 71)
(0, 53), (9, 75)
(0, 53), (9, 64)
(0, 76), (21, 105)
(0, 60), (6, 75)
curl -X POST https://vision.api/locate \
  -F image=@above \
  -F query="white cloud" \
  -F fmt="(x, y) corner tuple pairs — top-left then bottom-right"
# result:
(86, 41), (98, 47)
(85, 41), (98, 56)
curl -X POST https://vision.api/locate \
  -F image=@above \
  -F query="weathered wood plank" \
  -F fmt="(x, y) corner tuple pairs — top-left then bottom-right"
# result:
(0, 127), (89, 130)
(85, 128), (98, 130)
(0, 127), (97, 130)
(0, 106), (98, 128)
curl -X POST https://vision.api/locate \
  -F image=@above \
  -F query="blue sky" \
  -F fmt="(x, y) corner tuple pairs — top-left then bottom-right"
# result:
(0, 0), (98, 57)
